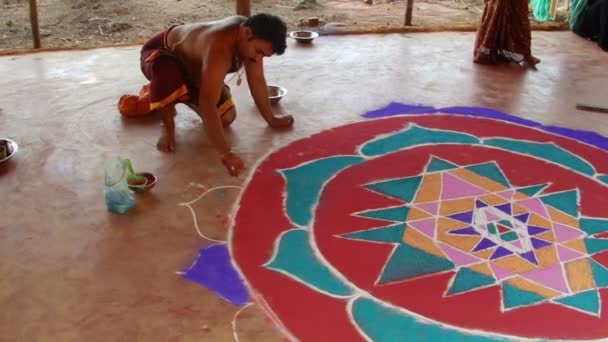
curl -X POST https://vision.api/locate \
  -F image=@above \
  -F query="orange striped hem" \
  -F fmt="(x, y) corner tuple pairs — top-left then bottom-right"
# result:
(218, 98), (235, 117)
(150, 84), (189, 111)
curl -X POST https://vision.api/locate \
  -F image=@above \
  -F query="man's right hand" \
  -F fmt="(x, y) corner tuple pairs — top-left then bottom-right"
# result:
(268, 114), (295, 129)
(221, 151), (245, 176)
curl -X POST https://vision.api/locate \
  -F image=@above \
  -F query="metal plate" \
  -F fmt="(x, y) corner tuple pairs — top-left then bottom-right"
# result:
(0, 138), (18, 164)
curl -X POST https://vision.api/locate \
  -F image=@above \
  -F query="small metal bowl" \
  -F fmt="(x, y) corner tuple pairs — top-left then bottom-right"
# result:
(0, 138), (18, 164)
(289, 30), (319, 44)
(128, 172), (157, 192)
(268, 85), (287, 105)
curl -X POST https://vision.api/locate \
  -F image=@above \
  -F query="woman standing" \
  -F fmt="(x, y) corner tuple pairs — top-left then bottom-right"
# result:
(473, 0), (541, 68)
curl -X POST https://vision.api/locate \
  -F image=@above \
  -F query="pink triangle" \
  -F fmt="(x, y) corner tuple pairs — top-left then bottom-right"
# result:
(556, 245), (585, 262)
(490, 263), (514, 280)
(516, 198), (549, 219)
(485, 211), (501, 222)
(553, 223), (585, 243)
(497, 190), (515, 200)
(409, 218), (436, 238)
(438, 243), (480, 267)
(523, 263), (569, 293)
(511, 240), (523, 250)
(417, 202), (439, 215)
(441, 173), (488, 200)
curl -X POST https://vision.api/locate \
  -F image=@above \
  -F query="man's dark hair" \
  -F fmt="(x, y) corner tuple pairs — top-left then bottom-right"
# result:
(243, 13), (287, 55)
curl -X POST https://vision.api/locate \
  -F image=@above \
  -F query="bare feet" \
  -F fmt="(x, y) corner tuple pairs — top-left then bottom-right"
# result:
(524, 55), (541, 68)
(157, 131), (176, 152)
(156, 106), (177, 152)
(473, 53), (494, 65)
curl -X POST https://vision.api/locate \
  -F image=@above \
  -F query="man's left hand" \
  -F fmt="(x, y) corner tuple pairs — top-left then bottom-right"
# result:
(268, 114), (295, 129)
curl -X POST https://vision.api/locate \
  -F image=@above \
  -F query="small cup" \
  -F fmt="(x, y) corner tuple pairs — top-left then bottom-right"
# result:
(127, 172), (158, 192)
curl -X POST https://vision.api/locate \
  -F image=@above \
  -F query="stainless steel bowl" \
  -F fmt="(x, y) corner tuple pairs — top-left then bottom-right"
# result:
(0, 138), (18, 164)
(268, 85), (287, 105)
(289, 30), (319, 43)
(127, 172), (157, 192)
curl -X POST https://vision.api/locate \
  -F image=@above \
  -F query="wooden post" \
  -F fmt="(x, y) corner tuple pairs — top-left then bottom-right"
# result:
(236, 0), (251, 17)
(404, 0), (414, 26)
(29, 0), (41, 48)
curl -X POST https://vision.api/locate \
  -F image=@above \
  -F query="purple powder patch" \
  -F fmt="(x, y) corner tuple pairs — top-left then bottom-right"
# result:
(182, 244), (250, 306)
(438, 106), (542, 127)
(361, 102), (438, 118)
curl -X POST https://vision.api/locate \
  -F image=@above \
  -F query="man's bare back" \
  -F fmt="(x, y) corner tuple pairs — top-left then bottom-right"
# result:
(166, 17), (246, 88)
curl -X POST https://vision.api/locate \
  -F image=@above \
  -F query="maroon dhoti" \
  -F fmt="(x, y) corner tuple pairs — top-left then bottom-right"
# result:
(117, 26), (233, 117)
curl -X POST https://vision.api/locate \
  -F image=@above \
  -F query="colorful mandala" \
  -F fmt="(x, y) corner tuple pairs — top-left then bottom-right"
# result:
(228, 104), (608, 341)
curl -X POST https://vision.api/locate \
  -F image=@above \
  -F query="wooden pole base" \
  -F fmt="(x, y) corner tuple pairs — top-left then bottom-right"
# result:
(236, 0), (251, 17)
(29, 0), (41, 49)
(405, 0), (414, 26)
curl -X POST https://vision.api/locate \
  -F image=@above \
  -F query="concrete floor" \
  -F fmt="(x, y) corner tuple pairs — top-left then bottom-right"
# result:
(1, 31), (608, 341)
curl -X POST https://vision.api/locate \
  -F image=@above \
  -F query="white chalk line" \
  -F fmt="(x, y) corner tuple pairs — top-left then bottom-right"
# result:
(178, 184), (256, 342)
(178, 184), (243, 243)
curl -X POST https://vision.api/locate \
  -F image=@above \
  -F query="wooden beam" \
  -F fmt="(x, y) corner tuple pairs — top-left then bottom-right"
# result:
(29, 0), (41, 48)
(404, 0), (414, 26)
(236, 0), (251, 17)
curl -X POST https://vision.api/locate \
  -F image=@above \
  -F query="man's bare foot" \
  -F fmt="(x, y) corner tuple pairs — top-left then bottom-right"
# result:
(157, 132), (176, 152)
(156, 105), (177, 152)
(524, 55), (541, 68)
(473, 53), (494, 65)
